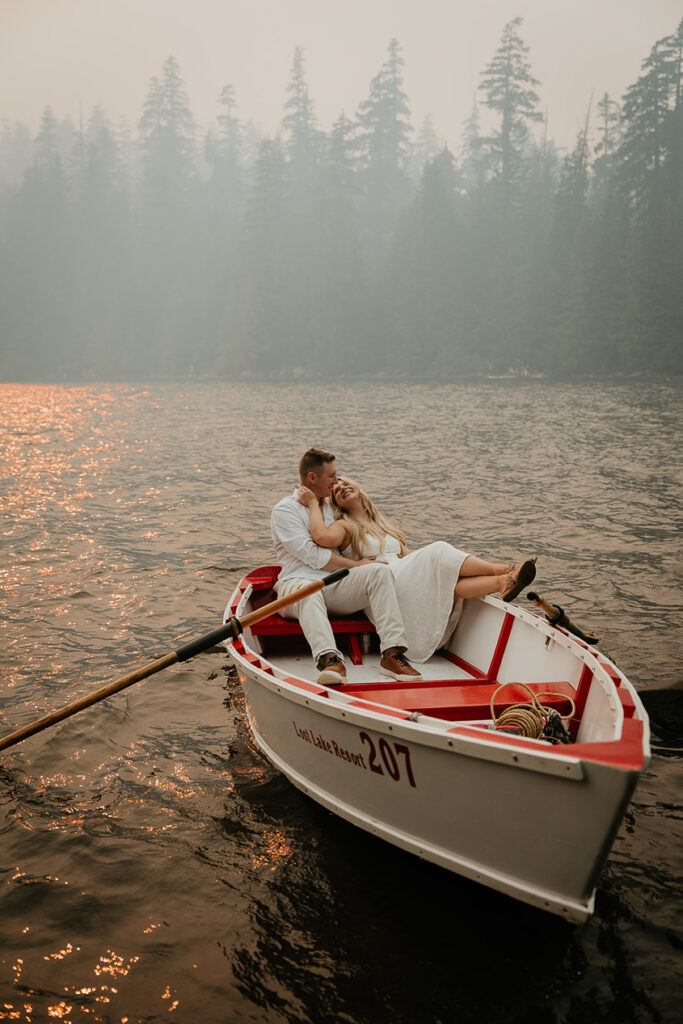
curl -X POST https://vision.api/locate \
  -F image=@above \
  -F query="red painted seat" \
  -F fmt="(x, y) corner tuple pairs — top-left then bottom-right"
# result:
(339, 680), (576, 722)
(241, 566), (375, 664)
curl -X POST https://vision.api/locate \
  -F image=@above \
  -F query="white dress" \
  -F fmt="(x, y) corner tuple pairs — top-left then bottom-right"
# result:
(343, 535), (468, 663)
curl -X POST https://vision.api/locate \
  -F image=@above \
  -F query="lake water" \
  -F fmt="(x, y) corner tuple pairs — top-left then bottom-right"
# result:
(0, 379), (681, 1023)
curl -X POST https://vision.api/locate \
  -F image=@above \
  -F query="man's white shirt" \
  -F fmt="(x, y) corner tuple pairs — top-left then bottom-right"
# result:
(271, 490), (337, 587)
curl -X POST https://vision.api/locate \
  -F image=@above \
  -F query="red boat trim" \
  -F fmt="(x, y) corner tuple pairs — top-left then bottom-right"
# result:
(598, 660), (623, 688)
(243, 566), (280, 590)
(438, 611), (514, 683)
(240, 650), (274, 676)
(569, 664), (594, 737)
(448, 717), (645, 771)
(347, 700), (411, 720)
(617, 687), (636, 718)
(348, 635), (363, 665)
(487, 612), (514, 680)
(438, 649), (488, 679)
(283, 676), (329, 697)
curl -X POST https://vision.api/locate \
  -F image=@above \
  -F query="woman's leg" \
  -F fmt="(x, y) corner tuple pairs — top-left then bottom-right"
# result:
(454, 573), (505, 599)
(457, 554), (509, 578)
(454, 558), (535, 599)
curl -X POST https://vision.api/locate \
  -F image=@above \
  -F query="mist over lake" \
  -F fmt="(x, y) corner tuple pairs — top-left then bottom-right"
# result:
(1, 15), (682, 382)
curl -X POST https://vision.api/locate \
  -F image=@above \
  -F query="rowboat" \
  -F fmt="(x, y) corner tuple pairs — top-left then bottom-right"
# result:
(223, 565), (650, 922)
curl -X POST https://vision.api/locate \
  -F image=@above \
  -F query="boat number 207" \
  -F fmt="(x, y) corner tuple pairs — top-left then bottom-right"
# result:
(359, 732), (417, 788)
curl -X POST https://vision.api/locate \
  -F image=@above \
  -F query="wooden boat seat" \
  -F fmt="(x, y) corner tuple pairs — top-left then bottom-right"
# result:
(338, 679), (576, 722)
(238, 567), (375, 665)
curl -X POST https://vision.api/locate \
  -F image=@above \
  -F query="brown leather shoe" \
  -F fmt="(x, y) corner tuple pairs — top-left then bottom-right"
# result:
(316, 652), (347, 687)
(379, 648), (422, 682)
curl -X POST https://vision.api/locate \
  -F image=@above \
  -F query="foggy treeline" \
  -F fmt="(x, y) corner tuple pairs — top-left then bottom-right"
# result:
(1, 17), (681, 381)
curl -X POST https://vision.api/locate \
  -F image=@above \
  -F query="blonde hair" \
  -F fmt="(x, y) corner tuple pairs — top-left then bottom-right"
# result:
(331, 481), (408, 560)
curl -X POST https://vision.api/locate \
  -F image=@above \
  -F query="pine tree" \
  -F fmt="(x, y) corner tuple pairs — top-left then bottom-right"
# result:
(557, 104), (592, 214)
(390, 148), (465, 371)
(478, 17), (543, 191)
(410, 113), (440, 180)
(34, 106), (62, 178)
(217, 84), (240, 151)
(618, 30), (680, 208)
(467, 20), (543, 371)
(309, 112), (366, 371)
(661, 19), (683, 210)
(0, 107), (72, 377)
(355, 38), (413, 265)
(135, 57), (200, 371)
(80, 107), (126, 203)
(281, 46), (323, 187)
(356, 38), (412, 179)
(205, 84), (243, 218)
(593, 92), (621, 189)
(547, 107), (593, 368)
(615, 21), (683, 371)
(0, 120), (33, 189)
(324, 112), (358, 202)
(237, 138), (291, 367)
(138, 56), (196, 203)
(67, 107), (133, 376)
(461, 98), (486, 196)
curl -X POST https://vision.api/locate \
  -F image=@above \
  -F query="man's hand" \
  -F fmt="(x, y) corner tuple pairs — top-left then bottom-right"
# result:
(354, 556), (388, 567)
(297, 485), (318, 508)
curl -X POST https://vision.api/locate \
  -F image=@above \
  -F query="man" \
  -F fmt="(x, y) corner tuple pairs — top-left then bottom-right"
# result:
(271, 448), (422, 685)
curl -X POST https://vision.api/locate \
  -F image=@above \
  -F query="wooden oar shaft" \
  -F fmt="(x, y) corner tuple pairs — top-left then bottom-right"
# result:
(173, 572), (346, 663)
(527, 591), (561, 619)
(0, 569), (348, 753)
(240, 578), (335, 628)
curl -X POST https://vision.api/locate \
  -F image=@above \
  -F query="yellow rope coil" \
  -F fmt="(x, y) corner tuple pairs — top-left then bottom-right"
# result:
(490, 682), (576, 739)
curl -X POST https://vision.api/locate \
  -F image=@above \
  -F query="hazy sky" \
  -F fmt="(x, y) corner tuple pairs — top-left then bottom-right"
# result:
(1, 0), (680, 151)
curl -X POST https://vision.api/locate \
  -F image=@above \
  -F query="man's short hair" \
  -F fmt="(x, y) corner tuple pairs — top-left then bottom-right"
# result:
(299, 447), (335, 481)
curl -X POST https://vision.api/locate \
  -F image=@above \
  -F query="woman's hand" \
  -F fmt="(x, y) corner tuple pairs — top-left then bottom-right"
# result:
(297, 485), (317, 508)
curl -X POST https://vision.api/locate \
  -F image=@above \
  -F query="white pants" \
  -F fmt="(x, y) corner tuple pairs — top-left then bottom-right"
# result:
(277, 564), (408, 665)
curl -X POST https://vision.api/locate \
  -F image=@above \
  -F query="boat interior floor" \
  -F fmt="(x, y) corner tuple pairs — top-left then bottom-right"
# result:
(268, 650), (575, 725)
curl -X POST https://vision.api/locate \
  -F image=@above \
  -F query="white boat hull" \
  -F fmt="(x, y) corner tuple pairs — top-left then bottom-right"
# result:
(225, 574), (650, 922)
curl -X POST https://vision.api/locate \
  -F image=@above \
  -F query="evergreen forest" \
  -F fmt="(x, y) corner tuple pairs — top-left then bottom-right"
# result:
(1, 17), (681, 381)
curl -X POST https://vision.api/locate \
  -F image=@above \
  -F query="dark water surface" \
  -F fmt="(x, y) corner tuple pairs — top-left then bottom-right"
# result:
(1, 380), (681, 1024)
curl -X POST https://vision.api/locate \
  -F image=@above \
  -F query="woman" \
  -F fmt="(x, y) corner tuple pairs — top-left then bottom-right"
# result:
(297, 478), (536, 664)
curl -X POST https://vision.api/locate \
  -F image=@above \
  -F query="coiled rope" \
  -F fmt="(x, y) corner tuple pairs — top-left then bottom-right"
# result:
(490, 682), (576, 742)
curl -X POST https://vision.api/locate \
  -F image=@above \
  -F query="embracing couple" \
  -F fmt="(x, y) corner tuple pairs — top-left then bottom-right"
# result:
(271, 448), (537, 687)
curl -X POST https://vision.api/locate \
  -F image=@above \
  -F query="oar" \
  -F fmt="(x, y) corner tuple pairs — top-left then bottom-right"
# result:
(0, 568), (349, 753)
(526, 590), (600, 645)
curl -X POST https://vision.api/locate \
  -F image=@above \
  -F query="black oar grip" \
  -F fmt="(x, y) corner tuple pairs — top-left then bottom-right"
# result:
(176, 617), (243, 663)
(322, 568), (349, 586)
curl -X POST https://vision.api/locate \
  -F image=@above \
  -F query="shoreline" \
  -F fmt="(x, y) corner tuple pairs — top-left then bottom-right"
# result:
(1, 371), (681, 387)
